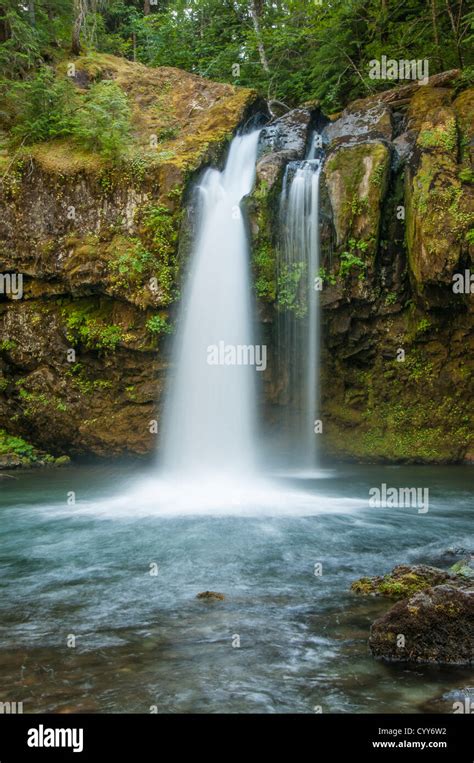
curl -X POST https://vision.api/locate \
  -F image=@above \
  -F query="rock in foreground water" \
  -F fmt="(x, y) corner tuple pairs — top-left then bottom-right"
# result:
(369, 585), (474, 665)
(196, 591), (225, 601)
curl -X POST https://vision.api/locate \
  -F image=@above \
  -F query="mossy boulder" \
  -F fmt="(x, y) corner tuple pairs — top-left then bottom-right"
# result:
(323, 142), (390, 256)
(351, 564), (457, 599)
(405, 86), (474, 290)
(369, 585), (474, 665)
(323, 102), (392, 146)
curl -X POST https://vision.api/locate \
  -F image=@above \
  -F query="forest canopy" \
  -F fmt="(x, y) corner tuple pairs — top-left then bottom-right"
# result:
(0, 0), (473, 113)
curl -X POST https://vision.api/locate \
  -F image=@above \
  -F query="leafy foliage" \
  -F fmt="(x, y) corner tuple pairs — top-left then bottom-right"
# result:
(65, 308), (123, 352)
(146, 314), (173, 335)
(1, 0), (473, 114)
(0, 428), (35, 457)
(72, 80), (132, 159)
(8, 67), (77, 144)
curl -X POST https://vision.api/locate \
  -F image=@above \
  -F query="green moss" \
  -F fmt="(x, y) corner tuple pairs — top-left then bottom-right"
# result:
(254, 242), (277, 300)
(378, 574), (429, 599)
(384, 292), (397, 305)
(458, 167), (474, 184)
(277, 261), (307, 317)
(0, 340), (17, 352)
(324, 321), (472, 463)
(249, 180), (279, 304)
(325, 142), (389, 256)
(350, 578), (375, 594)
(418, 117), (458, 153)
(106, 202), (182, 307)
(66, 363), (113, 395)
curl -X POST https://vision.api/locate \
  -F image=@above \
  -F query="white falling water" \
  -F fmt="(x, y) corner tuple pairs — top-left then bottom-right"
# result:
(160, 130), (261, 478)
(62, 131), (347, 515)
(279, 135), (322, 467)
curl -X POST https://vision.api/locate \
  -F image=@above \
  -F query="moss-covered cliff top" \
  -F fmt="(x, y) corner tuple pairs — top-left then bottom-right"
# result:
(2, 53), (256, 178)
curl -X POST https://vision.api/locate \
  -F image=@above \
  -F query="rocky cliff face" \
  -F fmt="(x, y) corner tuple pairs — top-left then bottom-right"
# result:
(251, 72), (473, 463)
(0, 54), (256, 458)
(1, 60), (472, 464)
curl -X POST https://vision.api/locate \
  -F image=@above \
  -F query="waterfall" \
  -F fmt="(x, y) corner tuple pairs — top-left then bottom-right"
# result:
(279, 134), (323, 468)
(160, 130), (261, 477)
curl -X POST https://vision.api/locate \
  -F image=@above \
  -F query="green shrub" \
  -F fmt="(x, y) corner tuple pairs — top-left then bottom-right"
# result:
(73, 80), (132, 159)
(146, 314), (173, 335)
(339, 239), (368, 279)
(65, 308), (123, 351)
(277, 261), (307, 317)
(9, 67), (77, 145)
(0, 428), (36, 459)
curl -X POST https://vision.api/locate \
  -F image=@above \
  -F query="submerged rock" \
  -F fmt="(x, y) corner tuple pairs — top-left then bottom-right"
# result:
(196, 591), (225, 601)
(369, 585), (474, 665)
(351, 564), (456, 599)
(450, 556), (474, 578)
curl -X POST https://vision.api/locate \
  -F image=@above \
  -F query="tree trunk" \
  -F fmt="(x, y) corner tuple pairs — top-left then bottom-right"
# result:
(144, 0), (151, 15)
(28, 0), (35, 26)
(72, 0), (87, 55)
(0, 4), (10, 44)
(444, 0), (464, 68)
(249, 0), (269, 73)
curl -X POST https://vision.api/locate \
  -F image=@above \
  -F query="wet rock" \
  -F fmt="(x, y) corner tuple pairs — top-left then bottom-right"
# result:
(419, 686), (474, 713)
(196, 591), (225, 601)
(450, 556), (474, 578)
(392, 130), (416, 166)
(258, 108), (312, 158)
(421, 546), (474, 568)
(256, 149), (297, 189)
(323, 102), (392, 147)
(351, 564), (458, 599)
(369, 585), (474, 665)
(0, 454), (23, 468)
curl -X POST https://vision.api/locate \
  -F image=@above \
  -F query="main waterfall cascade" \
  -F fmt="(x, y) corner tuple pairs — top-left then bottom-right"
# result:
(161, 130), (261, 477)
(42, 129), (363, 515)
(278, 133), (323, 469)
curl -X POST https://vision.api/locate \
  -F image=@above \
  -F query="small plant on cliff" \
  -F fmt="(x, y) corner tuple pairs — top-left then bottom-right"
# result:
(277, 261), (307, 318)
(418, 118), (458, 153)
(146, 315), (173, 335)
(141, 204), (178, 259)
(384, 292), (397, 305)
(253, 242), (276, 301)
(371, 163), (385, 187)
(459, 167), (474, 184)
(318, 267), (337, 286)
(339, 239), (368, 279)
(0, 340), (17, 352)
(0, 429), (36, 459)
(65, 309), (123, 352)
